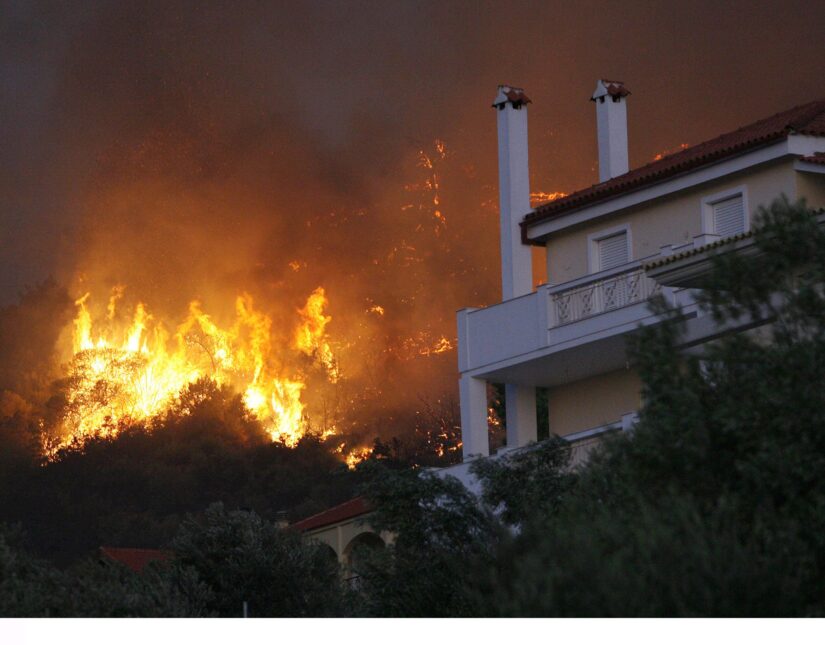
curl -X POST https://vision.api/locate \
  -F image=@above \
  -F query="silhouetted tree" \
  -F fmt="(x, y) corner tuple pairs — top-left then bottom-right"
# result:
(170, 503), (349, 617)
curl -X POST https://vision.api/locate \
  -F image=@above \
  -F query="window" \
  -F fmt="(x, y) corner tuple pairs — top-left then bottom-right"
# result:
(588, 225), (631, 274)
(702, 186), (749, 239)
(712, 194), (745, 237)
(597, 231), (629, 271)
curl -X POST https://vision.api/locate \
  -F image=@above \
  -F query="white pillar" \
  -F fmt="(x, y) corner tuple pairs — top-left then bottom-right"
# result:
(460, 374), (489, 459)
(494, 85), (533, 300)
(505, 383), (537, 449)
(592, 79), (630, 182)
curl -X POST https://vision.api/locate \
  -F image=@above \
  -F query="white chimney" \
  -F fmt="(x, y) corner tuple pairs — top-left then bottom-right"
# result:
(493, 85), (533, 300)
(591, 79), (630, 182)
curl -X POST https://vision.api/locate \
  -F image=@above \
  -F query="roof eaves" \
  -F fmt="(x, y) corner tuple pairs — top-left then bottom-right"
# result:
(644, 207), (825, 272)
(291, 497), (372, 532)
(643, 231), (754, 271)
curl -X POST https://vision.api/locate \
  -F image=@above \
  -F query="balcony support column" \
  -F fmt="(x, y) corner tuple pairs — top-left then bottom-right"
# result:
(460, 374), (489, 460)
(505, 384), (537, 449)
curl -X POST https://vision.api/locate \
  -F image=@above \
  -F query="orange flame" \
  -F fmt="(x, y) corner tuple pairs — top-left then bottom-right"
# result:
(54, 286), (340, 455)
(335, 443), (373, 470)
(294, 287), (339, 382)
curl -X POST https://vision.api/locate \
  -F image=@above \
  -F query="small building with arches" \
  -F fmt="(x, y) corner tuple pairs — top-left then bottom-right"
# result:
(291, 497), (390, 579)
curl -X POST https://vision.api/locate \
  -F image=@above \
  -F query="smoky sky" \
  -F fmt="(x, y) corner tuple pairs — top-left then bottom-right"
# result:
(2, 0), (824, 303)
(1, 1), (825, 437)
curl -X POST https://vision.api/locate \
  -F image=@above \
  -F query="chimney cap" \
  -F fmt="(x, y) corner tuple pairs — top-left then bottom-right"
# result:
(591, 79), (631, 102)
(493, 85), (532, 109)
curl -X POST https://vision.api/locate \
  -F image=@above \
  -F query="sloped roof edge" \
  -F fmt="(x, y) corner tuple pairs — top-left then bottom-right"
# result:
(291, 497), (372, 532)
(522, 99), (825, 237)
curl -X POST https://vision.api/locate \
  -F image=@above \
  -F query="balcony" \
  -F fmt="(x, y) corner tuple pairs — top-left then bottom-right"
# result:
(550, 265), (661, 327)
(458, 259), (694, 381)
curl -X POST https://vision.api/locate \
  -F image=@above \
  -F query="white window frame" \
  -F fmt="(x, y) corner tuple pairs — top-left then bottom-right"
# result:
(701, 185), (750, 237)
(587, 223), (632, 273)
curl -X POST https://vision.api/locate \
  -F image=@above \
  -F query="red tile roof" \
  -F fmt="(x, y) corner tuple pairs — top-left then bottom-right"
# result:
(99, 547), (172, 573)
(801, 152), (825, 165)
(523, 99), (825, 241)
(291, 497), (372, 532)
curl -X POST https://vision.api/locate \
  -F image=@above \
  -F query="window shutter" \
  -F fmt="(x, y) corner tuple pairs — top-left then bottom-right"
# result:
(713, 195), (745, 238)
(598, 232), (629, 271)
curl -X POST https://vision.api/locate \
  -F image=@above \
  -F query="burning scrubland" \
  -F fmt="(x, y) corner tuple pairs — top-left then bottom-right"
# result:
(55, 286), (337, 455)
(2, 135), (520, 467)
(0, 6), (570, 467)
(1, 106), (569, 467)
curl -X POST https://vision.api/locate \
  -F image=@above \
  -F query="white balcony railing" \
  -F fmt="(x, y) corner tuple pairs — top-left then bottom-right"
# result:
(459, 259), (673, 373)
(549, 265), (661, 328)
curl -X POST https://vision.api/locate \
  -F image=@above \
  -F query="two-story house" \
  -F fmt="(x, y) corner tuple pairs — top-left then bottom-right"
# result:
(457, 81), (825, 463)
(294, 84), (825, 556)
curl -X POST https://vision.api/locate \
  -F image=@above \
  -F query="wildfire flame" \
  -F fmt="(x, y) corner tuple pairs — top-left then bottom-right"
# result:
(294, 287), (339, 382)
(335, 442), (373, 470)
(345, 446), (373, 469)
(55, 286), (342, 456)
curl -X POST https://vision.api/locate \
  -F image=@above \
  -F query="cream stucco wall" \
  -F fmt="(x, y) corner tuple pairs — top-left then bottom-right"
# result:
(548, 368), (641, 438)
(546, 160), (799, 285)
(302, 515), (390, 567)
(797, 170), (825, 211)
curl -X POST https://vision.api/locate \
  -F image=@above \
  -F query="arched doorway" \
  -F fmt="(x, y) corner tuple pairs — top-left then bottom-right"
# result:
(342, 532), (385, 584)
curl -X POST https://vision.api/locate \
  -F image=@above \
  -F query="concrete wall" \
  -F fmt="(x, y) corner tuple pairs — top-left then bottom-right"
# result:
(548, 367), (641, 438)
(797, 170), (825, 211)
(546, 160), (799, 285)
(465, 289), (543, 369)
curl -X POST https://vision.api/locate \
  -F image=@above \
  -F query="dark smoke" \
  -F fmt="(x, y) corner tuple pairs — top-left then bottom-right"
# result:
(2, 0), (824, 445)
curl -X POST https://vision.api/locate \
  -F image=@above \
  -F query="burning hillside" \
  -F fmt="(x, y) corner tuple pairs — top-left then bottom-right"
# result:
(0, 2), (592, 469)
(0, 129), (563, 467)
(50, 286), (338, 457)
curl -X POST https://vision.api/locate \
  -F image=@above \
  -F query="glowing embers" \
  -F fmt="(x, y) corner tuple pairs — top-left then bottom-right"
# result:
(56, 287), (339, 455)
(530, 191), (568, 206)
(652, 143), (689, 161)
(392, 332), (455, 359)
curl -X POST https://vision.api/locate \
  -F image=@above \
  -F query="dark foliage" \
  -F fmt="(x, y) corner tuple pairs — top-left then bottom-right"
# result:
(351, 461), (502, 617)
(170, 503), (349, 617)
(0, 505), (344, 617)
(470, 435), (573, 525)
(358, 197), (825, 617)
(0, 379), (359, 563)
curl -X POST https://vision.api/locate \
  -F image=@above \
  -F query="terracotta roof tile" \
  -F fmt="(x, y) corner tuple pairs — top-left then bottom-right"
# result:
(643, 206), (825, 270)
(99, 547), (172, 573)
(523, 99), (825, 239)
(801, 152), (825, 165)
(643, 231), (755, 270)
(291, 497), (371, 532)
